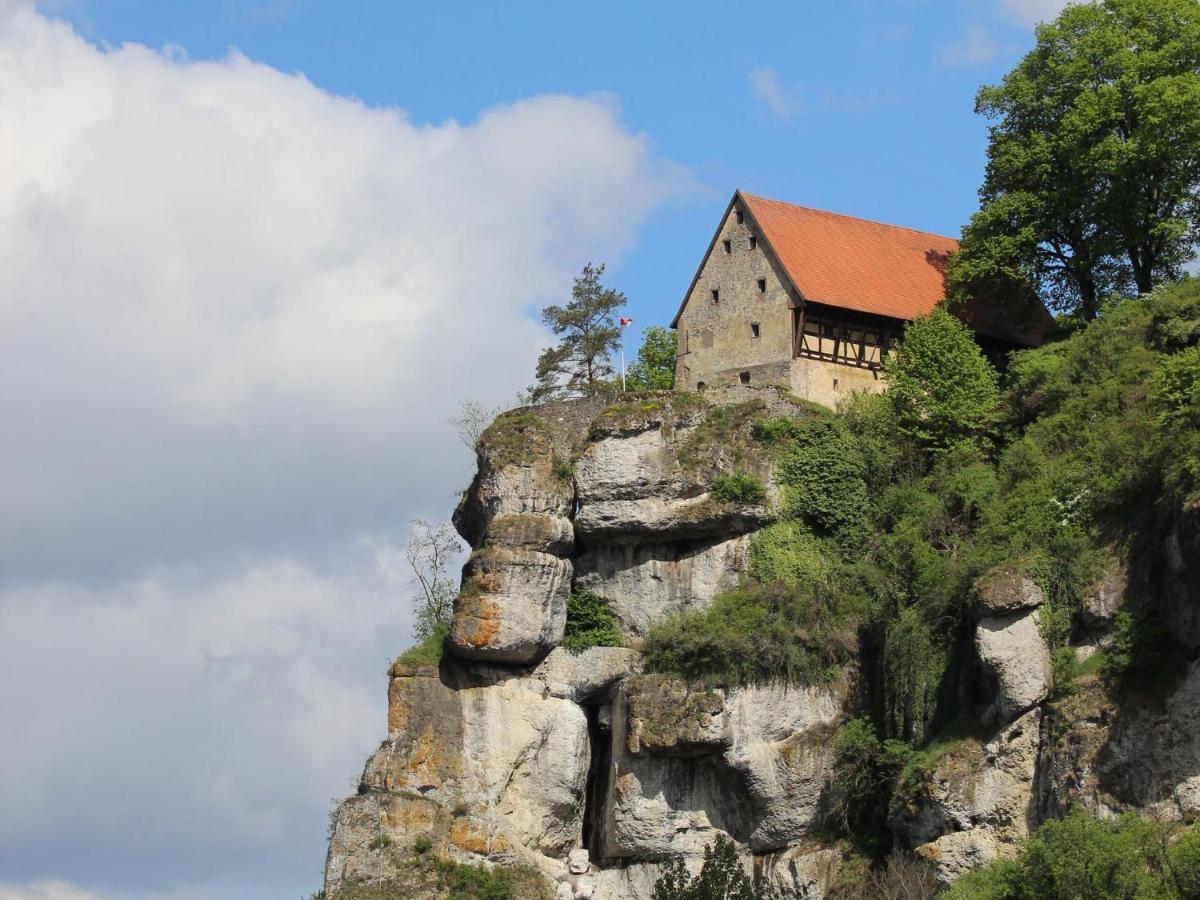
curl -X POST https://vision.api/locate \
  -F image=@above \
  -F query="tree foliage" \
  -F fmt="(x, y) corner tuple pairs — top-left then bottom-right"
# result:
(405, 519), (463, 641)
(531, 262), (627, 402)
(625, 325), (678, 391)
(562, 590), (623, 652)
(947, 0), (1200, 319)
(651, 836), (773, 900)
(946, 811), (1200, 900)
(883, 307), (1000, 452)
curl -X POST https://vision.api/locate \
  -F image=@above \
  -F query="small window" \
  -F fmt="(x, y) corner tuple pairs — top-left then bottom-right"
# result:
(735, 210), (744, 225)
(833, 378), (840, 391)
(723, 239), (732, 254)
(748, 236), (757, 251)
(711, 288), (720, 304)
(739, 371), (751, 384)
(750, 322), (760, 338)
(757, 278), (766, 293)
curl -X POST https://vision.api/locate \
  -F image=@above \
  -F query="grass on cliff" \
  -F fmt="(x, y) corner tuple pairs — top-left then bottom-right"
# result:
(392, 624), (447, 669)
(320, 854), (551, 900)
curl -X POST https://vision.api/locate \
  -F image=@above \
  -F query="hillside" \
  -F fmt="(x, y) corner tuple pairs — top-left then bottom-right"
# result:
(321, 279), (1200, 899)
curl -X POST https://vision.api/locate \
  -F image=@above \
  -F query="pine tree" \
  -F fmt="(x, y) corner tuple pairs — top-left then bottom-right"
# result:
(530, 263), (626, 402)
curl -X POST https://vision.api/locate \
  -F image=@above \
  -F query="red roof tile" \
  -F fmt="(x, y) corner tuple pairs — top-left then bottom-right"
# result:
(740, 191), (958, 320)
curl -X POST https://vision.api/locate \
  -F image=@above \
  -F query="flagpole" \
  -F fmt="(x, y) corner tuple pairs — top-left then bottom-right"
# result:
(619, 316), (632, 393)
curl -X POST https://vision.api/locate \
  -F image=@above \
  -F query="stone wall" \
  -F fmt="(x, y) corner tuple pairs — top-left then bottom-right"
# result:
(674, 202), (794, 392)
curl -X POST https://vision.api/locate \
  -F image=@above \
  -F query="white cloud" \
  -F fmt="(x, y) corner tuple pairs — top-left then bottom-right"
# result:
(940, 22), (1003, 67)
(0, 545), (410, 896)
(749, 67), (800, 122)
(0, 3), (687, 581)
(0, 884), (102, 900)
(0, 3), (687, 897)
(998, 0), (1072, 26)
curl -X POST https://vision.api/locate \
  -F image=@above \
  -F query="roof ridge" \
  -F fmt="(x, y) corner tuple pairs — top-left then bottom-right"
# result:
(738, 190), (958, 244)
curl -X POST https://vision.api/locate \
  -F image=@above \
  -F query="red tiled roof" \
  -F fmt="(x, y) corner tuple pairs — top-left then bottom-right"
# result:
(739, 191), (958, 320)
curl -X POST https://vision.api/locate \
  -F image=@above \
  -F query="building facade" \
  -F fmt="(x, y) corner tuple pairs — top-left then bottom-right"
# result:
(672, 191), (1045, 408)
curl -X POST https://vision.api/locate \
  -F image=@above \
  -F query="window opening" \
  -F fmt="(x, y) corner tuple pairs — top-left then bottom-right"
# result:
(750, 322), (760, 338)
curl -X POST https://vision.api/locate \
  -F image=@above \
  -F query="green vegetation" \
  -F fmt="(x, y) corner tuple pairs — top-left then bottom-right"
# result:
(530, 262), (627, 402)
(945, 811), (1200, 900)
(643, 281), (1200, 860)
(393, 623), (447, 668)
(476, 410), (550, 467)
(562, 590), (623, 652)
(652, 835), (774, 900)
(710, 470), (767, 504)
(882, 307), (1000, 452)
(625, 325), (677, 391)
(325, 855), (551, 900)
(642, 581), (859, 688)
(947, 0), (1200, 319)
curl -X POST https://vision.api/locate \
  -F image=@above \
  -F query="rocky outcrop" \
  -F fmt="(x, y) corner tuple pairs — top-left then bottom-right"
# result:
(976, 608), (1052, 726)
(324, 391), (1200, 898)
(451, 546), (571, 664)
(326, 392), (851, 900)
(573, 536), (749, 637)
(895, 709), (1042, 884)
(975, 567), (1044, 615)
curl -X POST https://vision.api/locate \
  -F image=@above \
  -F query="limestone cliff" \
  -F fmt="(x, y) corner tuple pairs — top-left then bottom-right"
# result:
(322, 386), (1200, 899)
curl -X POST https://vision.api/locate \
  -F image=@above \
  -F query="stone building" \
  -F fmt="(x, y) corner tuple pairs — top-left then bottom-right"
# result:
(672, 190), (1048, 407)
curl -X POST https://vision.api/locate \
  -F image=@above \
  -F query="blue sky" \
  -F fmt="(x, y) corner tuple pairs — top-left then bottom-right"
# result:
(0, 2), (1068, 899)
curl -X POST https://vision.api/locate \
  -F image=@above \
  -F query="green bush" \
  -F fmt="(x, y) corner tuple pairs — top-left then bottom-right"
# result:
(652, 835), (772, 900)
(394, 623), (448, 668)
(831, 718), (913, 842)
(775, 419), (868, 539)
(562, 590), (622, 652)
(883, 306), (1000, 452)
(642, 582), (860, 687)
(945, 811), (1200, 900)
(710, 470), (767, 504)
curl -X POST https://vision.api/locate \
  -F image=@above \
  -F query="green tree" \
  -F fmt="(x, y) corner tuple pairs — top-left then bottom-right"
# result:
(531, 263), (627, 402)
(947, 0), (1200, 319)
(625, 325), (677, 391)
(883, 307), (1000, 451)
(651, 836), (771, 900)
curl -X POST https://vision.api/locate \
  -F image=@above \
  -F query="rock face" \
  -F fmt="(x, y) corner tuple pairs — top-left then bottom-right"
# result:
(325, 392), (846, 900)
(323, 392), (1200, 898)
(894, 710), (1042, 884)
(976, 607), (1051, 726)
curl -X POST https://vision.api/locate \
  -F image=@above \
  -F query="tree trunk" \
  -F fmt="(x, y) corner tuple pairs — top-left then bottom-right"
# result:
(1129, 246), (1155, 296)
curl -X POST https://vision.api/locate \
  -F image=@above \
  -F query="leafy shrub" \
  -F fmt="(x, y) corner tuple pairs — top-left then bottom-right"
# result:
(746, 521), (833, 591)
(1102, 608), (1190, 694)
(775, 419), (868, 539)
(652, 835), (772, 900)
(642, 582), (860, 687)
(413, 834), (433, 855)
(394, 623), (448, 668)
(562, 590), (622, 652)
(883, 306), (1000, 451)
(710, 470), (767, 504)
(831, 718), (913, 841)
(945, 811), (1200, 900)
